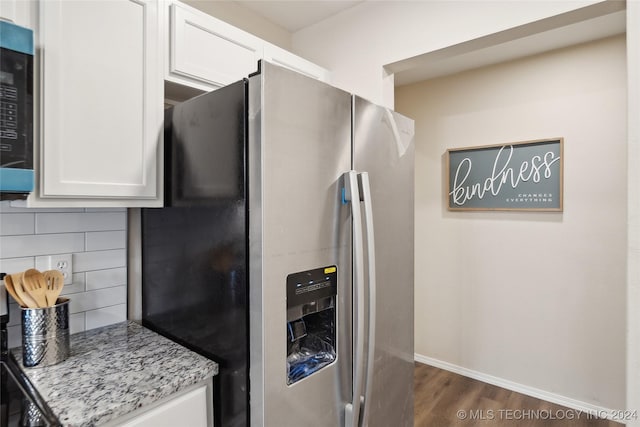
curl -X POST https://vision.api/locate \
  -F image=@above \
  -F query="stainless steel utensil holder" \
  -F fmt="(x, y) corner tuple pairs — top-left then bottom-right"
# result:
(21, 298), (70, 367)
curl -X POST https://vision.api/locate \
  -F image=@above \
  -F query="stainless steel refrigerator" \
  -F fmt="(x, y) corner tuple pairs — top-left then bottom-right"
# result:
(141, 61), (414, 427)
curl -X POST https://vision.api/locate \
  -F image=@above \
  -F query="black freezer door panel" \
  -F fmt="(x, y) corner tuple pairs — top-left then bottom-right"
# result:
(165, 80), (246, 206)
(142, 80), (248, 427)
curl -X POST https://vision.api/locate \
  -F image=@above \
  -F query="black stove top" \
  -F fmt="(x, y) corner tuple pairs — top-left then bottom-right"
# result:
(1, 356), (60, 427)
(1, 275), (59, 426)
(1, 298), (59, 426)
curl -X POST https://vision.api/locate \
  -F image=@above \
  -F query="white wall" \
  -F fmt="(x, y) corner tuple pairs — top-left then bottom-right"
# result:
(395, 35), (626, 410)
(293, 1), (602, 108)
(0, 203), (128, 348)
(627, 1), (640, 425)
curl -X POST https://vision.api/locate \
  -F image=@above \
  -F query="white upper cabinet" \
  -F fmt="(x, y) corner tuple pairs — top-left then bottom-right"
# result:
(165, 1), (330, 92)
(0, 0), (36, 29)
(33, 0), (163, 207)
(10, 0), (329, 207)
(262, 44), (330, 83)
(168, 2), (262, 91)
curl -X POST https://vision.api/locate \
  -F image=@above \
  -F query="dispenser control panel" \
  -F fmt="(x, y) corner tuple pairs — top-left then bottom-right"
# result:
(286, 266), (337, 308)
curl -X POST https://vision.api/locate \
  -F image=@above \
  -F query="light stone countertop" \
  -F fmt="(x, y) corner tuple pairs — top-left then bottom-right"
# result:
(11, 320), (218, 427)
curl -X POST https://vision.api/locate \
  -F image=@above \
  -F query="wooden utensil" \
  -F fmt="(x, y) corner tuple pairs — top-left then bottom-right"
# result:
(11, 272), (39, 309)
(22, 269), (49, 308)
(43, 270), (64, 306)
(3, 274), (26, 307)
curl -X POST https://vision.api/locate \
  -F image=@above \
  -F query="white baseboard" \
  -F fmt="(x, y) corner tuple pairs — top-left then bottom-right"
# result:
(414, 353), (620, 421)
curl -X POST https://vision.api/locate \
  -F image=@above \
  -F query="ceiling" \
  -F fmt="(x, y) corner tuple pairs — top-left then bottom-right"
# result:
(235, 0), (363, 32)
(388, 1), (626, 86)
(230, 0), (625, 86)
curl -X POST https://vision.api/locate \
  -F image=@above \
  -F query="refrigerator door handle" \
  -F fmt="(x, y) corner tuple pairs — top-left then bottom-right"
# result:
(358, 172), (377, 427)
(343, 170), (366, 427)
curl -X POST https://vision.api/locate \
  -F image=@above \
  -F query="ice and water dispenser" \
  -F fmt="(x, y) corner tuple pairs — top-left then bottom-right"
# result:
(286, 266), (337, 385)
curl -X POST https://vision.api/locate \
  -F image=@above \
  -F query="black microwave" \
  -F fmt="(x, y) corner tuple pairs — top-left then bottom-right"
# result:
(0, 20), (34, 200)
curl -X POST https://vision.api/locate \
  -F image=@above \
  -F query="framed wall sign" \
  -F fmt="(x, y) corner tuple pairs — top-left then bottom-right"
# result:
(447, 138), (563, 211)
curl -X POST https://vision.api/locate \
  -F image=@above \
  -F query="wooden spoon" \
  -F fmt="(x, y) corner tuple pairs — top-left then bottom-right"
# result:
(4, 274), (26, 306)
(11, 272), (39, 309)
(43, 270), (64, 306)
(22, 269), (49, 308)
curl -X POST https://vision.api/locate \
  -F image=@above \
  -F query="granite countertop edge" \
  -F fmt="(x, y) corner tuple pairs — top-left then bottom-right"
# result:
(11, 320), (218, 427)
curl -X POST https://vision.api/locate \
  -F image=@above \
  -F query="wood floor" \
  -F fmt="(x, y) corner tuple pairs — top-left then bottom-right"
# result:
(414, 363), (624, 427)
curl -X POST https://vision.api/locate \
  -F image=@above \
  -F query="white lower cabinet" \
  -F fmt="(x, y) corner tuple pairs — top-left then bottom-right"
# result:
(107, 383), (213, 427)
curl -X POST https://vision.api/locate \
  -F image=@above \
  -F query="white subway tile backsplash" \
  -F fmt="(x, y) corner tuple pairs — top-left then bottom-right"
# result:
(70, 313), (86, 334)
(60, 272), (87, 295)
(1, 201), (128, 345)
(0, 233), (85, 258)
(74, 249), (126, 272)
(0, 203), (84, 213)
(0, 214), (34, 236)
(86, 231), (126, 251)
(68, 286), (126, 314)
(84, 208), (126, 213)
(34, 255), (49, 272)
(35, 212), (126, 234)
(85, 304), (126, 330)
(0, 257), (35, 274)
(86, 268), (127, 291)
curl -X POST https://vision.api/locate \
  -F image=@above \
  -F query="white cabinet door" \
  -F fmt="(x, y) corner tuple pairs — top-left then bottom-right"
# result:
(0, 0), (35, 28)
(39, 0), (162, 203)
(164, 1), (331, 95)
(262, 43), (330, 83)
(169, 2), (262, 89)
(116, 385), (209, 427)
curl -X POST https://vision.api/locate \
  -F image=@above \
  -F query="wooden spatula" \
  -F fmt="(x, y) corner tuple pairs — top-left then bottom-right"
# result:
(22, 269), (49, 308)
(43, 270), (65, 306)
(11, 272), (39, 308)
(4, 274), (26, 307)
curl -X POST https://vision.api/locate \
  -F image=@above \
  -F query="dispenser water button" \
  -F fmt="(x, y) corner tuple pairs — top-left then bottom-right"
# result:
(288, 319), (307, 342)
